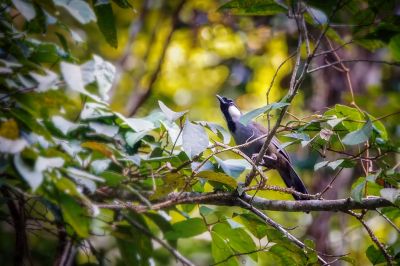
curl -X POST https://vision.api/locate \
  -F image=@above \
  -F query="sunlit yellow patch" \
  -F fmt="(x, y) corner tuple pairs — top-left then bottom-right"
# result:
(0, 119), (19, 139)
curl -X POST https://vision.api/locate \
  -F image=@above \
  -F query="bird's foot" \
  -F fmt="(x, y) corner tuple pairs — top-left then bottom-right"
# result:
(251, 153), (266, 165)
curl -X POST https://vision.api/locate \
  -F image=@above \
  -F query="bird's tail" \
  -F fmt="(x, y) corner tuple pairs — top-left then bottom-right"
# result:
(277, 163), (309, 200)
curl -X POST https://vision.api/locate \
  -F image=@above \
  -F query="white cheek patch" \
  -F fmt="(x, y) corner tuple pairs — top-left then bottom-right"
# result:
(228, 106), (241, 120)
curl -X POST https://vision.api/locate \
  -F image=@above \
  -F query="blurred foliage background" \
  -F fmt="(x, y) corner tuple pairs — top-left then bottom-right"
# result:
(1, 0), (400, 265)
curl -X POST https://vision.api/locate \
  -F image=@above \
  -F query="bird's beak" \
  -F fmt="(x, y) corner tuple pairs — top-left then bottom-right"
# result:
(216, 94), (224, 104)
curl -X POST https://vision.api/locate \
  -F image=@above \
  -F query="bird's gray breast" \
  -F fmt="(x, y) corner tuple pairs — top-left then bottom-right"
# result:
(232, 123), (264, 157)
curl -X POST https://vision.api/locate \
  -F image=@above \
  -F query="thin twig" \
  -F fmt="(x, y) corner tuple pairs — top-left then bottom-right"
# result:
(237, 197), (328, 265)
(308, 59), (400, 74)
(245, 0), (347, 186)
(375, 209), (400, 234)
(346, 210), (394, 266)
(319, 168), (344, 197)
(314, 41), (353, 57)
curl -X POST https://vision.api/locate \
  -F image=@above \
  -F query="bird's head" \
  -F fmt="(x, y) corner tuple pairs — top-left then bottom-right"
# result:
(216, 94), (241, 121)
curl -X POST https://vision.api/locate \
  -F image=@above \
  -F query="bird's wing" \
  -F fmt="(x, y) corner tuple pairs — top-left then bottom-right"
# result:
(251, 122), (291, 162)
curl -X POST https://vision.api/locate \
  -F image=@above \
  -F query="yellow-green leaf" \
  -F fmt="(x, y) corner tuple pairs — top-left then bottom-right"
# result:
(197, 170), (237, 188)
(81, 141), (113, 157)
(0, 119), (19, 139)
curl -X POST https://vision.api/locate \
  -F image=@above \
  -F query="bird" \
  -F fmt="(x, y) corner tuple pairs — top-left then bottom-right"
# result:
(216, 94), (309, 200)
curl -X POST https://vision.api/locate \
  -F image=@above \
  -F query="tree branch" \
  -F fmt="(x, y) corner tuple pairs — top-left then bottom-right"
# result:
(96, 192), (393, 213)
(1, 186), (32, 266)
(346, 210), (394, 266)
(237, 198), (328, 265)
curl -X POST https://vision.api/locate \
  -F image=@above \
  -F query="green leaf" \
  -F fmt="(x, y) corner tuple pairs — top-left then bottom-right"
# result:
(0, 137), (27, 154)
(211, 232), (239, 266)
(315, 159), (353, 171)
(306, 7), (327, 24)
(342, 119), (372, 146)
(28, 41), (66, 63)
(14, 154), (43, 191)
(327, 159), (344, 170)
(182, 120), (209, 159)
(82, 141), (113, 157)
(158, 100), (187, 122)
(239, 102), (289, 126)
(326, 116), (346, 129)
(14, 155), (65, 191)
(368, 114), (388, 140)
(314, 161), (328, 171)
(201, 122), (231, 144)
(351, 177), (366, 202)
(338, 256), (356, 265)
(366, 245), (386, 265)
(164, 218), (207, 240)
(381, 207), (400, 220)
(197, 170), (238, 188)
(260, 252), (285, 266)
(150, 173), (185, 200)
(125, 131), (147, 147)
(144, 212), (176, 247)
(55, 32), (70, 52)
(90, 159), (111, 174)
(93, 0), (118, 48)
(81, 102), (114, 120)
(66, 167), (104, 193)
(54, 0), (96, 24)
(51, 116), (78, 135)
(325, 104), (363, 131)
(81, 55), (116, 101)
(214, 157), (250, 178)
(114, 223), (153, 265)
(219, 0), (287, 16)
(284, 132), (310, 141)
(235, 213), (268, 239)
(389, 34), (400, 61)
(35, 156), (65, 172)
(380, 188), (400, 203)
(88, 122), (119, 137)
(100, 171), (126, 187)
(269, 244), (303, 265)
(121, 117), (155, 132)
(199, 206), (214, 216)
(10, 109), (53, 140)
(60, 62), (86, 94)
(30, 69), (59, 92)
(304, 239), (318, 264)
(161, 120), (182, 146)
(265, 228), (286, 243)
(213, 223), (258, 262)
(60, 194), (90, 237)
(12, 0), (36, 20)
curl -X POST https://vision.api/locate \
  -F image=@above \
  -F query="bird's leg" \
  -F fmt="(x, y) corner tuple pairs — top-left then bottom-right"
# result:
(250, 154), (270, 188)
(261, 153), (278, 169)
(258, 167), (267, 188)
(251, 152), (278, 167)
